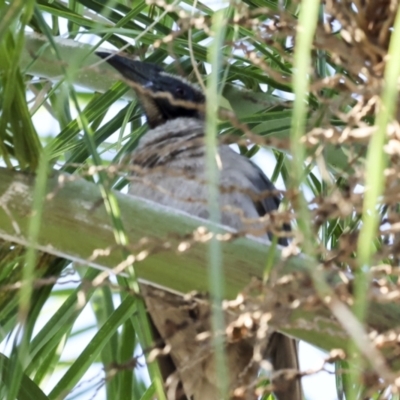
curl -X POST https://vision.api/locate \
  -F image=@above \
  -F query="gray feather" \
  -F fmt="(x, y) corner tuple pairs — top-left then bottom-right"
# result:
(130, 118), (282, 236)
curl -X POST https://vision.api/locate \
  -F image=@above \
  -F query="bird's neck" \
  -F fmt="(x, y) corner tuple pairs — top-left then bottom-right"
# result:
(137, 117), (205, 150)
(132, 117), (205, 167)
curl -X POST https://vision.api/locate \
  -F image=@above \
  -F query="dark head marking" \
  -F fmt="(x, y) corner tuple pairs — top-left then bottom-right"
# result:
(96, 52), (205, 128)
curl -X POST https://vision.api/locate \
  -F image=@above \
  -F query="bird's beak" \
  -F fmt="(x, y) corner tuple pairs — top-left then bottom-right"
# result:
(96, 51), (160, 89)
(96, 51), (169, 127)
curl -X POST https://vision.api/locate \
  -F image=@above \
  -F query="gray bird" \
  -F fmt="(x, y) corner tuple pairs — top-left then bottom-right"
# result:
(97, 51), (302, 400)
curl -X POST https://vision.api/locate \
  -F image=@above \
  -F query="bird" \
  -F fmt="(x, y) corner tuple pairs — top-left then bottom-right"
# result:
(96, 51), (302, 400)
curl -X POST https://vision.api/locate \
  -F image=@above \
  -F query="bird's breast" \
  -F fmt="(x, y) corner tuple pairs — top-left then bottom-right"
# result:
(129, 138), (268, 236)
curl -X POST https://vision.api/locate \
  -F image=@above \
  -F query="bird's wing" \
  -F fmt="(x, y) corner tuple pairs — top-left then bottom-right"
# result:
(219, 146), (289, 244)
(243, 157), (290, 246)
(219, 145), (282, 214)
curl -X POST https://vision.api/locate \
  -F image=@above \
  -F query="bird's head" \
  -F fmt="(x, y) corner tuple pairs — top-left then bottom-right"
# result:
(96, 52), (205, 128)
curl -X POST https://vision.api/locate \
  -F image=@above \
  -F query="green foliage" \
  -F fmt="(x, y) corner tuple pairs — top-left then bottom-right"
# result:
(0, 0), (399, 399)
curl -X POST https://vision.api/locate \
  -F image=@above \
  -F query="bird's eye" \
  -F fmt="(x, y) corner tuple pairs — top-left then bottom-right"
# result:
(175, 86), (186, 98)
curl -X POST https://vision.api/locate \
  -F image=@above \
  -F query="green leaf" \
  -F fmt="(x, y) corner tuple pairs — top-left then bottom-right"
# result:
(48, 296), (137, 399)
(0, 353), (49, 400)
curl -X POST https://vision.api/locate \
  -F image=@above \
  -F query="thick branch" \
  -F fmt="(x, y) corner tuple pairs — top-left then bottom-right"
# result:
(0, 167), (399, 363)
